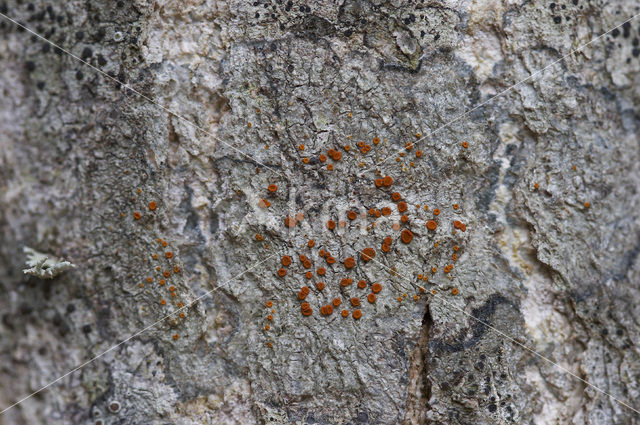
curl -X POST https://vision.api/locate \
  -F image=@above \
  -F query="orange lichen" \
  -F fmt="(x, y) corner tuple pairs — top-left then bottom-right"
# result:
(381, 207), (391, 216)
(357, 279), (367, 289)
(400, 215), (409, 223)
(340, 278), (353, 287)
(305, 271), (313, 279)
(391, 192), (402, 202)
(382, 176), (393, 187)
(381, 243), (390, 253)
(416, 150), (422, 158)
(453, 204), (459, 210)
(317, 281), (326, 291)
(165, 251), (173, 259)
(320, 305), (334, 316)
(453, 245), (459, 252)
(133, 212), (142, 220)
(162, 241), (168, 248)
(333, 298), (342, 307)
(169, 286), (176, 292)
(534, 182), (539, 190)
(426, 220), (438, 231)
(344, 257), (356, 269)
(361, 247), (376, 262)
(397, 202), (407, 213)
(307, 239), (316, 248)
(433, 208), (440, 216)
(160, 299), (166, 306)
(317, 267), (326, 276)
(148, 201), (158, 211)
(584, 201), (591, 208)
(462, 141), (469, 149)
(373, 137), (381, 144)
(453, 220), (467, 232)
(284, 217), (297, 228)
(375, 178), (383, 187)
(267, 315), (273, 321)
(347, 211), (358, 220)
(327, 220), (336, 230)
(266, 301), (273, 308)
(159, 279), (165, 286)
(278, 268), (287, 277)
(267, 184), (278, 193)
(350, 297), (360, 307)
(173, 334), (179, 340)
(319, 154), (327, 162)
(326, 256), (336, 265)
(281, 256), (292, 267)
(451, 288), (459, 295)
(298, 286), (310, 300)
(341, 309), (349, 317)
(301, 302), (312, 316)
(452, 253), (458, 261)
(371, 283), (382, 294)
(401, 229), (414, 244)
(431, 267), (437, 273)
(367, 293), (376, 303)
(352, 310), (362, 320)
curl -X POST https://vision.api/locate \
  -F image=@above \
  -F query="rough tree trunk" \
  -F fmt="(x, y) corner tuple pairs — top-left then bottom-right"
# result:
(1, 0), (639, 424)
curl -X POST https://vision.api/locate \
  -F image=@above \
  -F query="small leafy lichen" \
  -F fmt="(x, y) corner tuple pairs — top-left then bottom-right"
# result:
(22, 246), (75, 279)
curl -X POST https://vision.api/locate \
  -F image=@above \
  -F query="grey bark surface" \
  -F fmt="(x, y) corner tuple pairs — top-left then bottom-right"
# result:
(1, 0), (640, 424)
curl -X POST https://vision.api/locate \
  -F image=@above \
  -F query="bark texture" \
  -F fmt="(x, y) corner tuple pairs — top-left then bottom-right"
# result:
(1, 0), (640, 424)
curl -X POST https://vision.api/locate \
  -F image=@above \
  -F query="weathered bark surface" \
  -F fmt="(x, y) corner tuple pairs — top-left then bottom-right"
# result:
(1, 0), (639, 424)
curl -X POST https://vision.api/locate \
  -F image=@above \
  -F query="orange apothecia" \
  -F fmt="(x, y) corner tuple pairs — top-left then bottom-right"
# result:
(462, 141), (469, 149)
(333, 298), (342, 307)
(382, 175), (393, 187)
(317, 267), (326, 276)
(267, 184), (278, 193)
(307, 239), (316, 248)
(584, 201), (591, 208)
(165, 251), (173, 259)
(319, 154), (327, 162)
(401, 215), (409, 223)
(344, 257), (356, 269)
(401, 229), (414, 244)
(451, 288), (459, 295)
(452, 204), (459, 210)
(148, 201), (157, 211)
(320, 305), (334, 316)
(391, 192), (402, 202)
(397, 202), (407, 213)
(173, 334), (179, 340)
(169, 286), (176, 292)
(159, 279), (165, 285)
(357, 279), (367, 289)
(361, 247), (376, 262)
(301, 302), (312, 316)
(371, 283), (382, 293)
(352, 310), (362, 320)
(284, 217), (296, 228)
(347, 210), (358, 220)
(375, 178), (383, 187)
(453, 220), (467, 232)
(298, 286), (310, 300)
(367, 293), (376, 303)
(265, 325), (271, 331)
(426, 220), (438, 231)
(281, 255), (292, 266)
(341, 309), (349, 317)
(278, 268), (287, 277)
(163, 270), (171, 277)
(267, 315), (273, 321)
(160, 299), (166, 306)
(305, 271), (313, 279)
(433, 208), (440, 216)
(266, 301), (274, 308)
(133, 211), (141, 220)
(340, 278), (353, 287)
(534, 182), (539, 190)
(316, 282), (326, 291)
(258, 198), (271, 208)
(350, 297), (360, 307)
(381, 207), (392, 216)
(326, 256), (336, 264)
(416, 150), (422, 157)
(327, 220), (336, 230)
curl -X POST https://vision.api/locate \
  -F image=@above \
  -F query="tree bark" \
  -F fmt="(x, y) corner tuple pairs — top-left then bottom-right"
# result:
(1, 0), (639, 424)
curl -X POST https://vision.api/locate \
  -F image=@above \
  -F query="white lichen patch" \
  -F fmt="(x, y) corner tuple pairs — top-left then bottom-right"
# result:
(22, 246), (75, 279)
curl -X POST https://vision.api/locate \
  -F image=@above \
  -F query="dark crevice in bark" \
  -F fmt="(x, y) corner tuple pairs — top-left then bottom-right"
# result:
(404, 303), (434, 424)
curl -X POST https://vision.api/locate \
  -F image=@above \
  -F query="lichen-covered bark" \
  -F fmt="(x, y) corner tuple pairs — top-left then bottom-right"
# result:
(1, 0), (639, 424)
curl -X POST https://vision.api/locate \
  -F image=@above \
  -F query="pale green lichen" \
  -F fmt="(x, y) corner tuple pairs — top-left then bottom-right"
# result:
(22, 246), (75, 279)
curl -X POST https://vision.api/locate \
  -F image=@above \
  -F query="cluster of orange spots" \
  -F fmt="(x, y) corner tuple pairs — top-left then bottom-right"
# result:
(298, 286), (310, 300)
(327, 148), (342, 161)
(381, 236), (392, 253)
(443, 264), (454, 273)
(320, 305), (334, 316)
(453, 220), (467, 232)
(374, 175), (393, 187)
(301, 302), (312, 316)
(340, 277), (353, 287)
(284, 216), (297, 228)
